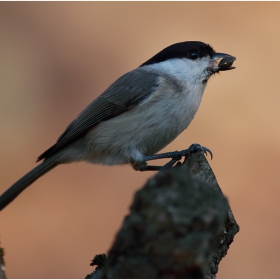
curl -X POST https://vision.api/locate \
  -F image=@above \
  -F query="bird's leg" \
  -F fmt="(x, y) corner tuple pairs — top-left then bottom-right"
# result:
(139, 143), (212, 172)
(142, 156), (182, 171)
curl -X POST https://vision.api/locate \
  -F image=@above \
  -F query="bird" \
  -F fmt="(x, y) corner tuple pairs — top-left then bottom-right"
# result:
(0, 41), (236, 211)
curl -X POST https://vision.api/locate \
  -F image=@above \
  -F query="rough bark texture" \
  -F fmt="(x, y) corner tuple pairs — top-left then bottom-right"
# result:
(0, 247), (6, 279)
(88, 152), (239, 279)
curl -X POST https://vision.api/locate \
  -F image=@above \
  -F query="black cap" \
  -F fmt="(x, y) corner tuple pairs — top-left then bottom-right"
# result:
(141, 41), (215, 67)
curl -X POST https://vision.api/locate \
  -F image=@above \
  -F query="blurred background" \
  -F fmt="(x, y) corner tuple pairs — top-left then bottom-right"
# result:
(0, 2), (279, 278)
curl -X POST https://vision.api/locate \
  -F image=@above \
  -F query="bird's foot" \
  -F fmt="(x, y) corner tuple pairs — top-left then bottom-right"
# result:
(136, 143), (212, 172)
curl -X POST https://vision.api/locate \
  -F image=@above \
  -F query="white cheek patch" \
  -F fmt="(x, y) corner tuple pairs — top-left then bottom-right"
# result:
(141, 57), (212, 87)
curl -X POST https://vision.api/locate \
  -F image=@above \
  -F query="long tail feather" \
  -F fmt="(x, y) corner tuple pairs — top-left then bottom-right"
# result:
(0, 157), (59, 211)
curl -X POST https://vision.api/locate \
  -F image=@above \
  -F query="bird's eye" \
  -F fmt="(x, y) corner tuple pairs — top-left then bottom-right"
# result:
(188, 51), (199, 60)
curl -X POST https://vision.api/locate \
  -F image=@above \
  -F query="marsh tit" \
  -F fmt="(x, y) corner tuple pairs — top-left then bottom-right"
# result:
(0, 41), (236, 210)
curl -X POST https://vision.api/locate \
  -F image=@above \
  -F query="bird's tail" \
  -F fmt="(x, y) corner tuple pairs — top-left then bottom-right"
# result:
(0, 157), (59, 211)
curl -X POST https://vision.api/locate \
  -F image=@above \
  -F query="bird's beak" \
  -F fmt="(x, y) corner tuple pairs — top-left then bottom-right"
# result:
(212, 52), (236, 72)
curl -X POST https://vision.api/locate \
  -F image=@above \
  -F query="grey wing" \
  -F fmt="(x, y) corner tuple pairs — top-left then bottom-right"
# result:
(37, 68), (160, 161)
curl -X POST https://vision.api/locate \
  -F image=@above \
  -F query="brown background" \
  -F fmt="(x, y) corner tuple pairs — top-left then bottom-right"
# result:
(0, 2), (279, 278)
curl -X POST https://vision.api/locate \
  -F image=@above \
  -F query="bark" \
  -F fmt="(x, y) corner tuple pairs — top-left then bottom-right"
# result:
(88, 152), (239, 279)
(0, 247), (6, 279)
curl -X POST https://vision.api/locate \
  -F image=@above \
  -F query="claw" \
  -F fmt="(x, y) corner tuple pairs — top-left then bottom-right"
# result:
(188, 143), (213, 160)
(201, 146), (213, 159)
